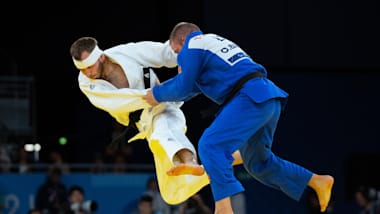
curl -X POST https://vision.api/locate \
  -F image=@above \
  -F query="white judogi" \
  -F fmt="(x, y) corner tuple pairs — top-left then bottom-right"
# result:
(78, 40), (195, 159)
(77, 40), (209, 204)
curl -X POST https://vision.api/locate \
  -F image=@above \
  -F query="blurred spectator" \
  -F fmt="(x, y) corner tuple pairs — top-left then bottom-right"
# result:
(0, 145), (11, 172)
(90, 153), (107, 173)
(142, 176), (172, 214)
(68, 185), (98, 214)
(120, 143), (133, 163)
(17, 145), (33, 173)
(35, 167), (70, 214)
(113, 152), (128, 173)
(177, 193), (211, 214)
(132, 194), (154, 214)
(103, 146), (117, 165)
(28, 208), (42, 214)
(48, 150), (70, 174)
(354, 186), (380, 214)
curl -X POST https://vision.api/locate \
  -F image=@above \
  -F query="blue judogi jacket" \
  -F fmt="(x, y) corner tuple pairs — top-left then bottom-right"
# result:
(153, 31), (288, 107)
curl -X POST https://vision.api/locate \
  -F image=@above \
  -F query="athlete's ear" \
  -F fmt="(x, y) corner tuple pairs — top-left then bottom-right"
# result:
(180, 36), (186, 45)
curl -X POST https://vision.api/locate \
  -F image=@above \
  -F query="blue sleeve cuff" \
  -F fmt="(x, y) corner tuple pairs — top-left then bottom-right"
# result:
(152, 86), (163, 102)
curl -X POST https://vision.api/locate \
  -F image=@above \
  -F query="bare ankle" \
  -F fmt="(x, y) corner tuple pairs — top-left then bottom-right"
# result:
(308, 174), (333, 190)
(177, 149), (197, 165)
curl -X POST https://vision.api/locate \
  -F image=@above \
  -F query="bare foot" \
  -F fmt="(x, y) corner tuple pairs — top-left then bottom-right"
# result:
(167, 164), (205, 176)
(232, 150), (243, 166)
(310, 174), (334, 212)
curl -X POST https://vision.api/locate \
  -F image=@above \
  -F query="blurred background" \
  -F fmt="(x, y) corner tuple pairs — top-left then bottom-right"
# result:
(0, 0), (380, 213)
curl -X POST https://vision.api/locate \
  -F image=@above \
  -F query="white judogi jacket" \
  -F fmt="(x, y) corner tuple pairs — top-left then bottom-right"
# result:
(78, 40), (196, 161)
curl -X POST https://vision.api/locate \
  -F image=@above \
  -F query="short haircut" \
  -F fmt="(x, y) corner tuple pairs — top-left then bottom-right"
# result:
(69, 185), (84, 196)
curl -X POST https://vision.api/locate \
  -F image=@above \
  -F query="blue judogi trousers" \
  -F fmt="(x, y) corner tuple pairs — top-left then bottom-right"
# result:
(198, 91), (313, 202)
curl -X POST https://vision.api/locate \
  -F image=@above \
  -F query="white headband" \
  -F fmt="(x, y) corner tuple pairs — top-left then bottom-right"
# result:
(73, 45), (103, 69)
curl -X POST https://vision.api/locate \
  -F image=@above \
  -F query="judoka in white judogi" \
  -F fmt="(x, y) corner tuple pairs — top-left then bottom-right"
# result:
(70, 38), (209, 204)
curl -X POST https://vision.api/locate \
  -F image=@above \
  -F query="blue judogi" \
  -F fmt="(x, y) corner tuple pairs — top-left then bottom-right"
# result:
(153, 31), (313, 202)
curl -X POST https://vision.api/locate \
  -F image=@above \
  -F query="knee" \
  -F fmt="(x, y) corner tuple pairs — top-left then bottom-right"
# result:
(244, 152), (275, 177)
(198, 137), (221, 165)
